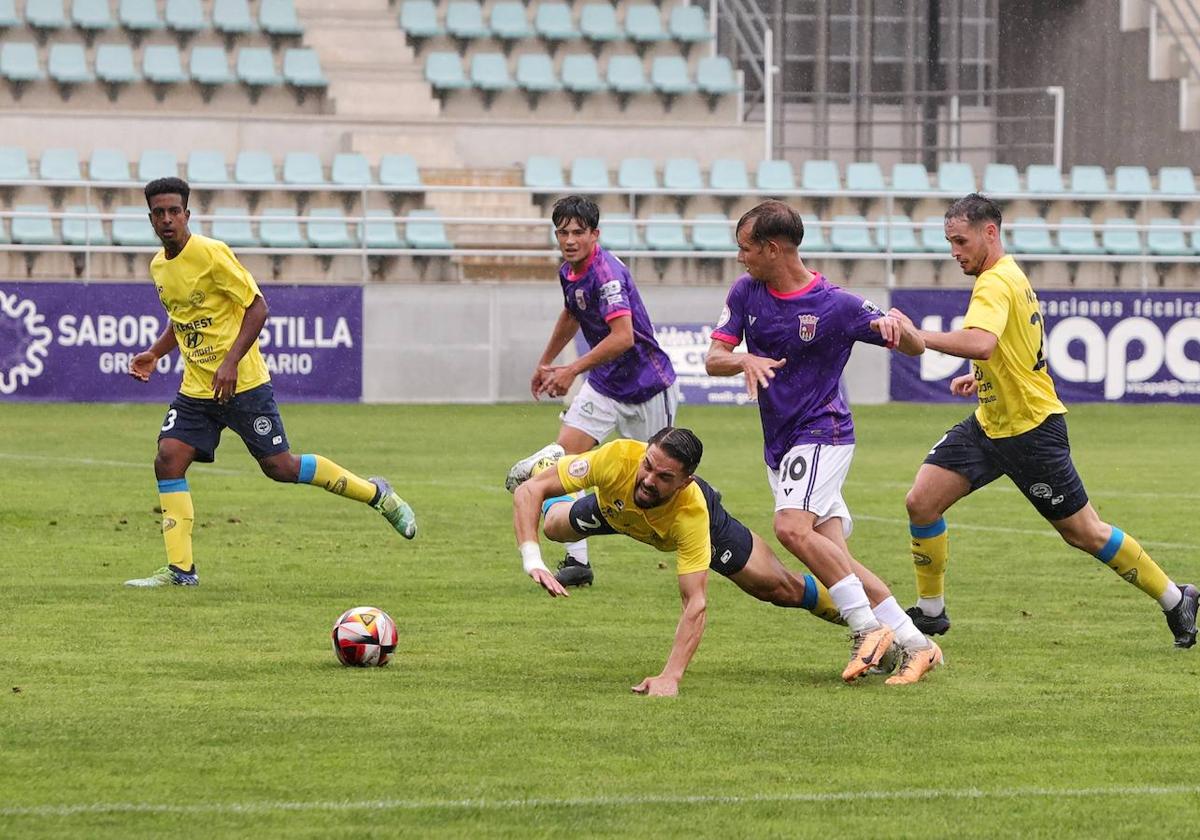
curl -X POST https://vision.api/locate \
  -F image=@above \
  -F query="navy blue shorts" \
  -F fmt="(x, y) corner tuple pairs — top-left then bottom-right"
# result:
(158, 383), (290, 463)
(566, 475), (753, 576)
(924, 412), (1088, 521)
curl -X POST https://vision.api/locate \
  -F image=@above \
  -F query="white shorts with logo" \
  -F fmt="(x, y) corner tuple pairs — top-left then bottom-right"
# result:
(766, 443), (856, 538)
(562, 380), (679, 444)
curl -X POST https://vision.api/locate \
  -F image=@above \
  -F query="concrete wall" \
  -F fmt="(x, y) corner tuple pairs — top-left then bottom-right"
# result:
(362, 283), (893, 405)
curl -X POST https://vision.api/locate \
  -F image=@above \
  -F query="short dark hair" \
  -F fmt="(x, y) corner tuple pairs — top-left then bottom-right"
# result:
(144, 177), (190, 209)
(551, 194), (600, 231)
(736, 200), (804, 248)
(945, 192), (1002, 230)
(647, 427), (703, 474)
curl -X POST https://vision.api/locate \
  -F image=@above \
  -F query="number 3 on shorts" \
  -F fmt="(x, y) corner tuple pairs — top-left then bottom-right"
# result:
(161, 408), (178, 432)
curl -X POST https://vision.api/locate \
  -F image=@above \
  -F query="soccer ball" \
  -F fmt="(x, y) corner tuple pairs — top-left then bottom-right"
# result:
(331, 606), (398, 667)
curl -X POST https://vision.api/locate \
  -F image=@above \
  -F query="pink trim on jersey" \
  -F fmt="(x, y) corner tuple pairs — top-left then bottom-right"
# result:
(565, 245), (600, 281)
(766, 272), (823, 299)
(603, 308), (632, 322)
(711, 330), (740, 345)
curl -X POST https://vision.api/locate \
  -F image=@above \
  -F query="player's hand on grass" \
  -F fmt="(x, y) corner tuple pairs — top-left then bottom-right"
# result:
(212, 360), (239, 403)
(740, 355), (786, 401)
(632, 674), (678, 697)
(530, 568), (569, 598)
(129, 351), (157, 382)
(950, 372), (978, 397)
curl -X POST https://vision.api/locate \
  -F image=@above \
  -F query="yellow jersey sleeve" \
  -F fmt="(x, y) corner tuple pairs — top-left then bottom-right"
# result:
(962, 270), (1009, 337)
(211, 240), (263, 307)
(557, 443), (621, 494)
(670, 490), (711, 576)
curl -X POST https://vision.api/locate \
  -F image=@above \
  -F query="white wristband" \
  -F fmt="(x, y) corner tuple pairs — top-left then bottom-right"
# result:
(520, 541), (549, 575)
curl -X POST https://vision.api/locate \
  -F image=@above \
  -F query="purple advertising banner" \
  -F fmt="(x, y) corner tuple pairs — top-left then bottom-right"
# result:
(890, 289), (1200, 403)
(0, 282), (362, 402)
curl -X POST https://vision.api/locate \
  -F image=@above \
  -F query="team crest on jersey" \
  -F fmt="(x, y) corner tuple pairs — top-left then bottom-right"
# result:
(189, 291), (206, 306)
(798, 314), (819, 342)
(568, 458), (590, 478)
(574, 288), (587, 310)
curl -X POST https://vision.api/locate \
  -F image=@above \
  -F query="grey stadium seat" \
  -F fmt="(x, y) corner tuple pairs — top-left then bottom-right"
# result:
(41, 148), (83, 181)
(625, 4), (668, 49)
(405, 209), (453, 249)
(89, 148), (132, 182)
(1, 42), (44, 84)
(645, 213), (687, 251)
(260, 207), (307, 248)
(211, 207), (260, 247)
(516, 53), (561, 104)
(535, 3), (579, 46)
(165, 0), (207, 37)
(669, 6), (711, 46)
(332, 153), (374, 187)
(190, 46), (234, 93)
(118, 0), (164, 38)
(580, 3), (621, 47)
(607, 54), (650, 105)
(663, 158), (703, 193)
(570, 157), (609, 190)
(470, 52), (515, 104)
(756, 159), (796, 192)
(618, 158), (657, 191)
(113, 205), (160, 246)
(425, 52), (469, 98)
(561, 53), (604, 106)
(235, 151), (277, 185)
(650, 55), (695, 101)
(491, 2), (533, 45)
(212, 0), (255, 41)
(96, 44), (138, 93)
(143, 44), (187, 89)
(139, 150), (179, 181)
(260, 0), (303, 39)
(48, 43), (94, 93)
(187, 150), (229, 184)
(399, 0), (442, 48)
(0, 146), (31, 180)
(307, 208), (356, 249)
(62, 205), (110, 246)
(283, 152), (326, 185)
(692, 213), (735, 251)
(283, 48), (327, 97)
(237, 47), (282, 99)
(73, 0), (115, 43)
(446, 1), (490, 43)
(524, 155), (564, 190)
(709, 159), (749, 192)
(379, 154), (422, 188)
(13, 205), (58, 245)
(364, 209), (406, 249)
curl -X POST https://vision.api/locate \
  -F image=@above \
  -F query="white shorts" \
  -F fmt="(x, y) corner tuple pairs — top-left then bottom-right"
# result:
(562, 380), (679, 444)
(766, 443), (855, 538)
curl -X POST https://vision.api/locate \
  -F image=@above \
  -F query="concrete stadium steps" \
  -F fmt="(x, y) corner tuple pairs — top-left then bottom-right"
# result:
(421, 168), (547, 249)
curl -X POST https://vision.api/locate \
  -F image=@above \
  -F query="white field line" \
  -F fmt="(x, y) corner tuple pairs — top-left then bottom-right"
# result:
(3, 785), (1200, 819)
(0, 451), (244, 476)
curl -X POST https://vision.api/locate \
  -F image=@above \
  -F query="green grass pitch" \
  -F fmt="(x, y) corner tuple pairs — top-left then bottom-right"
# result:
(1, 401), (1198, 838)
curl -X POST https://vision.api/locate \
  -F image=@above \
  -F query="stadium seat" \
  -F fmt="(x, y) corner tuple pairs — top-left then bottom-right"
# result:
(645, 213), (687, 250)
(892, 163), (932, 193)
(692, 213), (734, 251)
(364, 209), (405, 248)
(260, 207), (306, 247)
(139, 150), (178, 181)
(96, 44), (138, 95)
(405, 209), (453, 248)
(669, 5), (711, 48)
(446, 1), (490, 45)
(1057, 216), (1102, 255)
(283, 152), (326, 185)
(696, 56), (737, 104)
(187, 150), (228, 184)
(143, 44), (187, 93)
(650, 55), (695, 103)
(801, 160), (840, 192)
(830, 214), (875, 251)
(307, 207), (356, 249)
(1, 42), (44, 88)
(89, 148), (132, 182)
(210, 206), (259, 247)
(0, 146), (30, 180)
(937, 161), (975, 194)
(919, 215), (951, 252)
(983, 163), (1021, 194)
(625, 4), (668, 51)
(1157, 166), (1196, 197)
(399, 0), (442, 48)
(618, 157), (657, 190)
(118, 0), (163, 40)
(580, 4), (622, 49)
(378, 154), (422, 189)
(846, 162), (885, 192)
(756, 159), (796, 192)
(1070, 165), (1109, 195)
(709, 159), (749, 192)
(607, 54), (650, 106)
(535, 3), (579, 48)
(73, 0), (115, 43)
(190, 46), (234, 96)
(0, 215), (8, 244)
(259, 0), (303, 40)
(801, 218), (828, 251)
(41, 148), (82, 181)
(516, 53), (561, 104)
(599, 212), (639, 250)
(491, 2), (533, 48)
(470, 52), (515, 105)
(112, 205), (160, 246)
(0, 0), (16, 31)
(332, 153), (373, 187)
(569, 157), (609, 190)
(237, 47), (282, 98)
(12, 205), (57, 245)
(524, 155), (564, 189)
(1147, 218), (1191, 256)
(283, 49), (327, 99)
(62, 204), (110, 246)
(235, 151), (277, 185)
(48, 44), (94, 94)
(663, 158), (703, 194)
(1009, 217), (1058, 254)
(1025, 164), (1065, 193)
(212, 0), (254, 43)
(876, 215), (920, 253)
(561, 53), (604, 106)
(27, 0), (68, 41)
(1100, 218), (1143, 255)
(425, 52), (469, 100)
(165, 0), (207, 38)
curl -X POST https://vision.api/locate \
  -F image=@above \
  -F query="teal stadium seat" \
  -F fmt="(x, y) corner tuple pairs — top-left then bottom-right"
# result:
(62, 205), (110, 246)
(73, 0), (115, 42)
(283, 48), (327, 96)
(139, 150), (178, 181)
(187, 150), (228, 183)
(446, 1), (490, 43)
(260, 207), (306, 248)
(561, 53), (604, 105)
(618, 158), (657, 190)
(570, 157), (609, 190)
(669, 5), (711, 48)
(830, 214), (876, 252)
(332, 153), (373, 187)
(283, 152), (325, 185)
(41, 148), (82, 181)
(491, 3), (533, 46)
(1070, 165), (1109, 195)
(920, 216), (951, 253)
(48, 44), (94, 91)
(580, 4), (622, 47)
(212, 0), (255, 41)
(0, 0), (16, 30)
(190, 46), (234, 93)
(364, 209), (405, 249)
(165, 0), (207, 37)
(599, 212), (639, 250)
(13, 205), (57, 245)
(756, 159), (796, 192)
(524, 155), (564, 189)
(470, 51), (515, 93)
(405, 209), (453, 249)
(983, 163), (1021, 194)
(696, 55), (737, 101)
(211, 207), (259, 247)
(1158, 166), (1196, 197)
(237, 47), (282, 96)
(0, 146), (31, 180)
(709, 159), (749, 192)
(96, 44), (138, 92)
(379, 154), (422, 189)
(89, 148), (132, 182)
(801, 218), (828, 251)
(692, 213), (734, 251)
(1101, 218), (1142, 255)
(260, 0), (303, 39)
(425, 52), (469, 98)
(663, 158), (703, 193)
(1009, 217), (1058, 254)
(143, 44), (187, 88)
(516, 53), (562, 103)
(1057, 216), (1102, 255)
(400, 1), (442, 47)
(937, 161), (975, 194)
(876, 215), (920, 253)
(1113, 165), (1152, 196)
(645, 213), (688, 250)
(535, 3), (579, 46)
(650, 55), (695, 100)
(1147, 218), (1190, 256)
(892, 163), (932, 193)
(235, 151), (277, 185)
(307, 208), (356, 249)
(607, 54), (650, 104)
(1, 42), (44, 84)
(0, 215), (8, 244)
(1025, 164), (1065, 194)
(846, 162), (885, 192)
(27, 0), (68, 39)
(625, 5), (668, 49)
(113, 205), (160, 246)
(801, 160), (840, 192)
(118, 0), (164, 38)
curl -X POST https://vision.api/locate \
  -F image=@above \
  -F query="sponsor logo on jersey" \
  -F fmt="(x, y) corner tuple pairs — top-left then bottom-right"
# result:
(568, 458), (590, 478)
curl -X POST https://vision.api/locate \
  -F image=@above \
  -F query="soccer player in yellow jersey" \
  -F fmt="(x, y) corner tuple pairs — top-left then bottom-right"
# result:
(894, 193), (1198, 647)
(123, 177), (416, 588)
(511, 427), (881, 697)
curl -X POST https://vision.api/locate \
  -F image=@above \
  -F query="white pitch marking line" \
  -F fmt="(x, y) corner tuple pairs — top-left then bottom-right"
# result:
(0, 451), (245, 476)
(854, 514), (1199, 550)
(4, 785), (1200, 819)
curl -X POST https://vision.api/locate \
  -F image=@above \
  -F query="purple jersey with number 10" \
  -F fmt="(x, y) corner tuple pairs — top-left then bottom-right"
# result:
(711, 272), (887, 469)
(559, 245), (676, 404)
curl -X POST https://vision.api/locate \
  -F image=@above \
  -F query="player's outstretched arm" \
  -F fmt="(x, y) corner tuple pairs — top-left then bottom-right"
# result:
(705, 338), (785, 401)
(212, 295), (269, 403)
(918, 324), (997, 361)
(513, 468), (571, 597)
(632, 570), (708, 697)
(869, 315), (925, 355)
(129, 323), (179, 382)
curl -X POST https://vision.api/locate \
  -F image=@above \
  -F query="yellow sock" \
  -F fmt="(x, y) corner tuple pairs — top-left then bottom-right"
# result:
(297, 454), (377, 504)
(802, 573), (845, 625)
(910, 518), (949, 599)
(158, 480), (194, 573)
(1096, 527), (1170, 601)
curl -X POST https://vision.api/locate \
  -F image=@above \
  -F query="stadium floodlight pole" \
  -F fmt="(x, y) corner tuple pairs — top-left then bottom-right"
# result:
(763, 26), (775, 162)
(1046, 85), (1065, 172)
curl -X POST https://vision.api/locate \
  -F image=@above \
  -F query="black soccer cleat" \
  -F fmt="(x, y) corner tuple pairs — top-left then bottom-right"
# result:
(906, 605), (951, 636)
(555, 555), (594, 588)
(1164, 583), (1199, 649)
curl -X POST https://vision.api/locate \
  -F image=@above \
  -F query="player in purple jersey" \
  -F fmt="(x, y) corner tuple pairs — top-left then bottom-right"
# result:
(506, 196), (679, 588)
(705, 200), (940, 685)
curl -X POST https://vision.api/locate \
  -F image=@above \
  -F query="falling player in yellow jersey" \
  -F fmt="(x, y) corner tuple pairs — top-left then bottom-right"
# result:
(893, 193), (1197, 647)
(509, 427), (901, 697)
(123, 177), (416, 588)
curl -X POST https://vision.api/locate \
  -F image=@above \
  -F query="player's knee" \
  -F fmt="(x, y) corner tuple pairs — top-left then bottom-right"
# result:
(259, 456), (299, 483)
(1060, 523), (1105, 554)
(773, 520), (815, 557)
(154, 448), (186, 479)
(905, 488), (936, 524)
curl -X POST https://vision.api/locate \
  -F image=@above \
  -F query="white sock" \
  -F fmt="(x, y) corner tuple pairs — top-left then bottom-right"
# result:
(565, 538), (589, 566)
(1160, 581), (1183, 611)
(917, 596), (945, 617)
(874, 596), (931, 651)
(828, 575), (878, 633)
